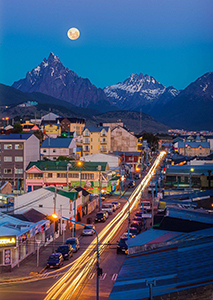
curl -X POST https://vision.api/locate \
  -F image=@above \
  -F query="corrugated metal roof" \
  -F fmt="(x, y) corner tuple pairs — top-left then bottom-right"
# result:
(41, 138), (73, 148)
(0, 133), (33, 140)
(26, 160), (108, 172)
(166, 164), (213, 175)
(46, 187), (78, 201)
(109, 233), (213, 300)
(178, 141), (210, 148)
(83, 126), (109, 133)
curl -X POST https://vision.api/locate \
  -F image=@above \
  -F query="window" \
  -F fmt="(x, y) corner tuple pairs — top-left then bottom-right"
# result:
(4, 144), (12, 150)
(15, 156), (23, 162)
(27, 173), (43, 179)
(39, 204), (43, 208)
(57, 173), (67, 178)
(4, 156), (12, 162)
(43, 149), (46, 153)
(84, 130), (90, 137)
(4, 168), (12, 174)
(53, 149), (56, 153)
(68, 173), (79, 178)
(15, 169), (23, 174)
(81, 173), (94, 180)
(84, 138), (90, 144)
(15, 144), (23, 150)
(48, 173), (52, 178)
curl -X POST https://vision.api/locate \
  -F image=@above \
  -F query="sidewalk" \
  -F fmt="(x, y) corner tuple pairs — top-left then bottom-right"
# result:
(0, 212), (98, 281)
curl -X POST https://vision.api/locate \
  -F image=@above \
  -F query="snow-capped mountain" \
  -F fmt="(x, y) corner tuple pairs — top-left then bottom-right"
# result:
(154, 72), (213, 130)
(12, 53), (116, 112)
(104, 73), (179, 114)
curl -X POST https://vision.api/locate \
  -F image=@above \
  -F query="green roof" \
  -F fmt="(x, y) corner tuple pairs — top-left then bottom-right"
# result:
(26, 161), (108, 172)
(46, 187), (78, 201)
(109, 176), (121, 181)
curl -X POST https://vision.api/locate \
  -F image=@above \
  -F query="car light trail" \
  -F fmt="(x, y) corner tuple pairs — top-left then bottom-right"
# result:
(43, 151), (166, 300)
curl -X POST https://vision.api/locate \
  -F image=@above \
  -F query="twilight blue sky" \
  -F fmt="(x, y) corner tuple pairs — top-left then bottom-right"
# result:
(0, 0), (212, 90)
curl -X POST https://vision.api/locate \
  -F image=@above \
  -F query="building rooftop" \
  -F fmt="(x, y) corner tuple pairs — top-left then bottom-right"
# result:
(26, 161), (108, 172)
(41, 138), (73, 148)
(178, 141), (210, 148)
(0, 133), (34, 140)
(83, 126), (109, 133)
(46, 187), (78, 201)
(166, 164), (213, 175)
(110, 228), (213, 300)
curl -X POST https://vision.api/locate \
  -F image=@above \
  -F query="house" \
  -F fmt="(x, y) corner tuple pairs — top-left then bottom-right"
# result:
(165, 164), (213, 189)
(21, 120), (40, 132)
(14, 187), (82, 223)
(111, 126), (137, 152)
(41, 112), (61, 122)
(25, 160), (111, 194)
(176, 141), (210, 156)
(0, 181), (12, 194)
(0, 212), (50, 271)
(60, 118), (85, 136)
(82, 126), (111, 156)
(0, 133), (40, 191)
(42, 122), (61, 138)
(40, 138), (77, 160)
(81, 153), (120, 170)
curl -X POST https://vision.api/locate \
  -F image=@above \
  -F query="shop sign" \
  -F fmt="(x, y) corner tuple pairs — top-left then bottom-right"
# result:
(4, 249), (11, 264)
(0, 236), (16, 248)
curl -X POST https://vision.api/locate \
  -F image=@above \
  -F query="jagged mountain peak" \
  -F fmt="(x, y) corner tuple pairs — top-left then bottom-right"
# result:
(12, 53), (115, 112)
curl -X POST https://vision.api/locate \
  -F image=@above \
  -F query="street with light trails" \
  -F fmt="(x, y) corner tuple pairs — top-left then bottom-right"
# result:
(0, 152), (166, 300)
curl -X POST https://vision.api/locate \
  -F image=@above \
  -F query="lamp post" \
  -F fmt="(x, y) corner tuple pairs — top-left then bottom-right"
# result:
(67, 163), (72, 187)
(98, 165), (102, 210)
(190, 168), (194, 189)
(77, 161), (83, 187)
(61, 216), (101, 300)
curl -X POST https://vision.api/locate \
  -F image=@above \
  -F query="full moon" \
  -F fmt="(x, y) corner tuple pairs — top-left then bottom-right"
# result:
(67, 28), (80, 40)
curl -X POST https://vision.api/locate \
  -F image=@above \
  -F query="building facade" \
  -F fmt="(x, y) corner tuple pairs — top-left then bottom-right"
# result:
(111, 126), (137, 152)
(82, 126), (111, 156)
(0, 133), (40, 191)
(40, 138), (76, 160)
(60, 118), (85, 136)
(25, 160), (111, 193)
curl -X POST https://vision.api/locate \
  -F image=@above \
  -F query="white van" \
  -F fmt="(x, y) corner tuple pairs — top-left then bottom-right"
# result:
(102, 203), (114, 215)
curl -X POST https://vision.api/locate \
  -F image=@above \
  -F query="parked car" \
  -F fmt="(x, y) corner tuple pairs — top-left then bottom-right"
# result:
(82, 225), (95, 236)
(102, 203), (114, 215)
(47, 253), (64, 268)
(130, 221), (142, 232)
(134, 174), (140, 180)
(141, 201), (151, 212)
(128, 180), (136, 188)
(117, 237), (128, 254)
(95, 212), (107, 222)
(111, 201), (121, 210)
(56, 244), (73, 260)
(65, 238), (80, 253)
(133, 216), (143, 226)
(129, 227), (140, 236)
(121, 232), (133, 239)
(111, 203), (117, 212)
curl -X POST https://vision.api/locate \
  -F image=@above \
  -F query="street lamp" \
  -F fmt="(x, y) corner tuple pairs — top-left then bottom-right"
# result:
(77, 161), (83, 187)
(62, 216), (101, 300)
(67, 163), (72, 187)
(190, 168), (194, 189)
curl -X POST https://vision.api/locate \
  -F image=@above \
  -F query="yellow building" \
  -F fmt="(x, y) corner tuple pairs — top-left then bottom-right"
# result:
(43, 123), (61, 138)
(82, 126), (111, 156)
(136, 135), (143, 152)
(60, 118), (85, 136)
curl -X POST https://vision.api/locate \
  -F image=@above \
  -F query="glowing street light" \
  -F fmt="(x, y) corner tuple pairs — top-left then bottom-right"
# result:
(77, 161), (83, 187)
(190, 168), (194, 189)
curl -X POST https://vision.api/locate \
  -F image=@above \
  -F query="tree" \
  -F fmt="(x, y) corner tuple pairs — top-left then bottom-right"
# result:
(12, 123), (23, 133)
(143, 132), (159, 151)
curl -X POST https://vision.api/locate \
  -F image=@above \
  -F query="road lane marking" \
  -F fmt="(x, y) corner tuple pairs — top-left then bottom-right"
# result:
(100, 273), (107, 280)
(112, 273), (118, 281)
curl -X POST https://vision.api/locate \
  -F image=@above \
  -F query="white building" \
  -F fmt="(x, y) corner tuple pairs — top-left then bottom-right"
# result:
(14, 188), (82, 220)
(40, 138), (76, 160)
(81, 153), (120, 170)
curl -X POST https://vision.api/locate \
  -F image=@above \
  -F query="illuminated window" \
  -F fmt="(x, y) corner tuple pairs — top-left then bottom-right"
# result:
(4, 156), (12, 162)
(4, 168), (12, 174)
(4, 144), (12, 150)
(15, 156), (23, 162)
(15, 144), (23, 150)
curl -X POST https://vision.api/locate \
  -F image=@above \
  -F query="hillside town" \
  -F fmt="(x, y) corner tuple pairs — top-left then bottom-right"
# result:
(0, 110), (213, 300)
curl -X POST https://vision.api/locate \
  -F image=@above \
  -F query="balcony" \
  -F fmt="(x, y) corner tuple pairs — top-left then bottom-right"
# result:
(100, 140), (107, 144)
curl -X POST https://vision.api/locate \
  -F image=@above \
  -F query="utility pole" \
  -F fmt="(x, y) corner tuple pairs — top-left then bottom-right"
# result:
(151, 187), (154, 228)
(52, 186), (57, 252)
(98, 165), (102, 210)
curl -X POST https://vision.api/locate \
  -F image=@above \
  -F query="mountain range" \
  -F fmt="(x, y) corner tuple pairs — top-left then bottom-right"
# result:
(6, 52), (213, 130)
